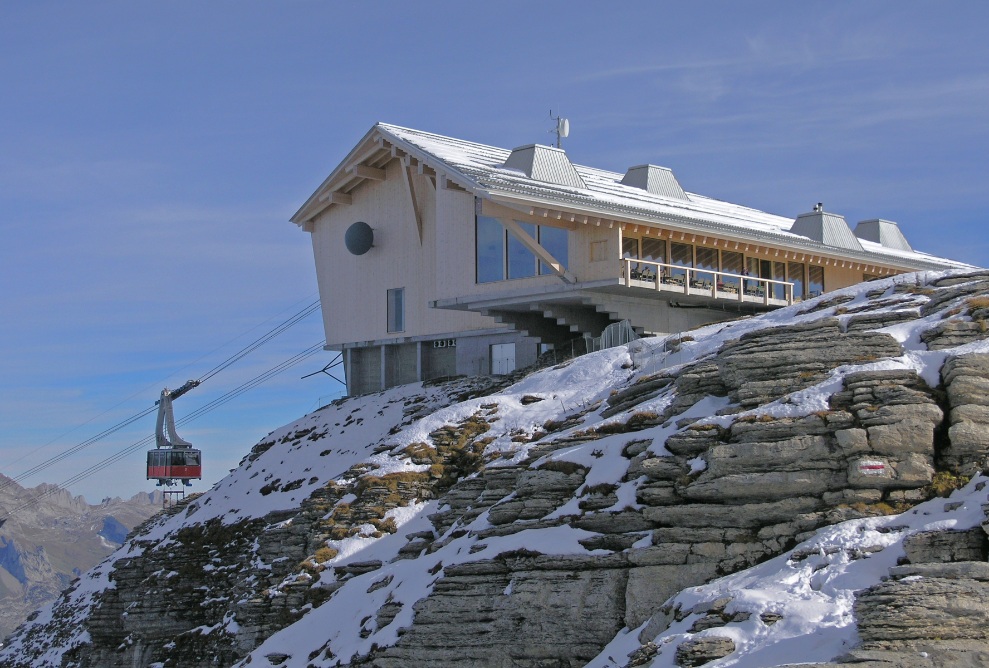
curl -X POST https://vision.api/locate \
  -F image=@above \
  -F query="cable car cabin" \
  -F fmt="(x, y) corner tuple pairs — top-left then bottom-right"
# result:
(147, 448), (201, 486)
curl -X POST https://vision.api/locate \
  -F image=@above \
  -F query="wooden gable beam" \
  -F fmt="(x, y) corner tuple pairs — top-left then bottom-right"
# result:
(318, 191), (353, 205)
(349, 164), (386, 181)
(403, 165), (424, 245)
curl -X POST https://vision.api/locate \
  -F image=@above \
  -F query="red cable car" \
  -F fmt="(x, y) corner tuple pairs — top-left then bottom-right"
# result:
(147, 448), (201, 484)
(147, 380), (202, 487)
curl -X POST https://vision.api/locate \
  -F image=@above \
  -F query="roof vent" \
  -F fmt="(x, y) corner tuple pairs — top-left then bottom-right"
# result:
(853, 219), (913, 252)
(790, 204), (864, 251)
(502, 144), (586, 189)
(620, 164), (688, 200)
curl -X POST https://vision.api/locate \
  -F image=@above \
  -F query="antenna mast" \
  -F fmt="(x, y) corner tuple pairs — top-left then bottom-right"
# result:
(549, 110), (570, 149)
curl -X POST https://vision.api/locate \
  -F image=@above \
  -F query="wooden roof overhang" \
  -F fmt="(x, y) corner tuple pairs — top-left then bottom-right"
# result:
(290, 126), (475, 232)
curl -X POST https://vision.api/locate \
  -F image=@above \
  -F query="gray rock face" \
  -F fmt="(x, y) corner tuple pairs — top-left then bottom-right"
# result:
(370, 554), (629, 668)
(673, 635), (736, 666)
(941, 354), (989, 476)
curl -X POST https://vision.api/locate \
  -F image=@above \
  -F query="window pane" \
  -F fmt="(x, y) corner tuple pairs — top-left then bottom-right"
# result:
(744, 258), (761, 294)
(476, 216), (505, 283)
(387, 287), (404, 332)
(641, 238), (666, 263)
(809, 265), (824, 297)
(670, 243), (693, 266)
(538, 225), (569, 275)
(693, 247), (717, 286)
(508, 221), (537, 279)
(788, 262), (805, 300)
(774, 262), (787, 300)
(721, 251), (743, 274)
(621, 237), (639, 258)
(720, 251), (743, 291)
(696, 247), (718, 271)
(669, 242), (692, 281)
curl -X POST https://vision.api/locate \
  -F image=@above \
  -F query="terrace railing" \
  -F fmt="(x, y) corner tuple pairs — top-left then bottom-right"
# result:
(621, 258), (795, 306)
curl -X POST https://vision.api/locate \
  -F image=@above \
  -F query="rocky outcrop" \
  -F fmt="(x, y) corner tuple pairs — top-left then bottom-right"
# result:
(941, 354), (989, 476)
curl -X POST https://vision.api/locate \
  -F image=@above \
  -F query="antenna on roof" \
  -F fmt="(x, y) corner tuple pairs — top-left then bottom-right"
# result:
(549, 110), (570, 149)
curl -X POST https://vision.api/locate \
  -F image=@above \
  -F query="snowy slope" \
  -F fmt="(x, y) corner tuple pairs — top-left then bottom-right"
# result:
(3, 268), (989, 667)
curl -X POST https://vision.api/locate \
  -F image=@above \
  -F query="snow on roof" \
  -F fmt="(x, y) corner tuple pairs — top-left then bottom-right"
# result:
(376, 123), (971, 270)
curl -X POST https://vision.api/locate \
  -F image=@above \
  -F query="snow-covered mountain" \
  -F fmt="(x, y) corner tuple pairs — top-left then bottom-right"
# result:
(3, 269), (989, 667)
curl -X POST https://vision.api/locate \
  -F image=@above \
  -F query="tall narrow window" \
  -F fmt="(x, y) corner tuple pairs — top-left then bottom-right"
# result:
(774, 262), (787, 300)
(476, 216), (505, 283)
(387, 287), (405, 333)
(808, 265), (825, 297)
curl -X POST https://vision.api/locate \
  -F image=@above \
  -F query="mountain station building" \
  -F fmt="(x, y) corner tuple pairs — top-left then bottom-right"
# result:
(291, 123), (967, 396)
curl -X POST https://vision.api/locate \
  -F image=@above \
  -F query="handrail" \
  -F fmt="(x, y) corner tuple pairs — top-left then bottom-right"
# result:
(621, 257), (796, 305)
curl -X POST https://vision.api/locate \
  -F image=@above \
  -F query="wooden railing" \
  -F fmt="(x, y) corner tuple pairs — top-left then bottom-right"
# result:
(621, 258), (795, 306)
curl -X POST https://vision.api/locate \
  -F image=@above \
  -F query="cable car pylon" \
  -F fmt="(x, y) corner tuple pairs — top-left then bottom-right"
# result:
(147, 380), (202, 487)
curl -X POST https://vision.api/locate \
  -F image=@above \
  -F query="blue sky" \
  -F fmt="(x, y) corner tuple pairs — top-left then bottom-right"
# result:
(1, 2), (987, 502)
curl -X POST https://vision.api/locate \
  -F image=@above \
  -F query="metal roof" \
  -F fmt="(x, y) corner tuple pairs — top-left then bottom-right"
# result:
(503, 144), (586, 189)
(790, 208), (864, 252)
(854, 219), (914, 252)
(620, 164), (688, 200)
(295, 122), (972, 272)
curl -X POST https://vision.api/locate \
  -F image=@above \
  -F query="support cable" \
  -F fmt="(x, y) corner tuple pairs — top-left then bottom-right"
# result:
(0, 340), (327, 523)
(0, 300), (321, 492)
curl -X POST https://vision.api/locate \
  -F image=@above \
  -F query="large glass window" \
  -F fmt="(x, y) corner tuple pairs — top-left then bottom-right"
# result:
(476, 216), (505, 283)
(387, 287), (405, 332)
(476, 216), (571, 283)
(508, 222), (538, 279)
(539, 226), (569, 275)
(809, 265), (824, 297)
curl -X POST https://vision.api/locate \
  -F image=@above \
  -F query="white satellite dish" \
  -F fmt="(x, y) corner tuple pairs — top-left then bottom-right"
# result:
(558, 117), (570, 138)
